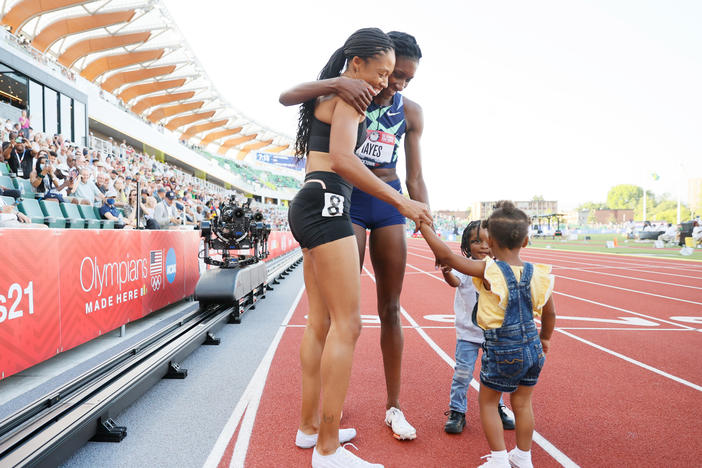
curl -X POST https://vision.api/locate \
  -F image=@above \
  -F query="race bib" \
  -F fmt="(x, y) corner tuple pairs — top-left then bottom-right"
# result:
(355, 130), (396, 166)
(322, 192), (344, 217)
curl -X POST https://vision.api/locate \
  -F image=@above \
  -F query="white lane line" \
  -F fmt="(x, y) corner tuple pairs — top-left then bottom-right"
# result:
(408, 262), (694, 330)
(554, 275), (702, 305)
(553, 291), (695, 330)
(407, 246), (702, 286)
(523, 252), (702, 272)
(202, 284), (305, 468)
(363, 266), (580, 468)
(405, 260), (702, 392)
(406, 242), (702, 271)
(559, 270), (702, 290)
(284, 324), (456, 329)
(555, 329), (702, 392)
(554, 328), (694, 331)
(405, 250), (702, 305)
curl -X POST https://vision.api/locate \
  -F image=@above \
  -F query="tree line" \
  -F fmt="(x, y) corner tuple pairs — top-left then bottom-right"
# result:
(577, 184), (698, 224)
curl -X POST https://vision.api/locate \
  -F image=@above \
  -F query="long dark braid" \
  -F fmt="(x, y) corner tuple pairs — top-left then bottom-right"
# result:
(295, 28), (393, 158)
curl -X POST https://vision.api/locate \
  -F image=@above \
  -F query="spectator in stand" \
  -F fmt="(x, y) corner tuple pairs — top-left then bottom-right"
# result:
(153, 190), (180, 228)
(95, 172), (110, 194)
(142, 195), (158, 226)
(100, 190), (128, 228)
(154, 187), (166, 202)
(29, 152), (69, 202)
(4, 137), (33, 178)
(0, 182), (20, 199)
(19, 110), (30, 139)
(124, 189), (158, 229)
(108, 169), (119, 189)
(70, 168), (103, 205)
(0, 196), (35, 228)
(112, 177), (128, 208)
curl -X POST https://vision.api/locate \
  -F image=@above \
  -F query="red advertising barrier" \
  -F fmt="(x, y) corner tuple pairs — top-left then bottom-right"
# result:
(0, 229), (297, 381)
(267, 231), (299, 260)
(0, 229), (200, 379)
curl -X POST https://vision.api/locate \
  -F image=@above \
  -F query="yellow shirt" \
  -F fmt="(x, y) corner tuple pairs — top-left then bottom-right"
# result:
(472, 257), (554, 330)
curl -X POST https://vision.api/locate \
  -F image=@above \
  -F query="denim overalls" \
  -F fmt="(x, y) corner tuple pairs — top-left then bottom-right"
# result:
(480, 261), (545, 393)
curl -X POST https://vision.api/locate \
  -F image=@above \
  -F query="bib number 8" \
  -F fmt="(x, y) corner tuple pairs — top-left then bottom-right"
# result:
(322, 192), (344, 217)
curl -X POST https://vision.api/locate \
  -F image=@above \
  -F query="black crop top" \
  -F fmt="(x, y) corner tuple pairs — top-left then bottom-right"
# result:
(308, 116), (366, 153)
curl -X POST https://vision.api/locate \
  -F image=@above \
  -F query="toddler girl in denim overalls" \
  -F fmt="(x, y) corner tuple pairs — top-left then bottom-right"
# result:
(419, 201), (556, 468)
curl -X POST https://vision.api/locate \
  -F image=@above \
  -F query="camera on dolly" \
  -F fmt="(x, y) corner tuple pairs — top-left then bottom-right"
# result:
(195, 196), (272, 320)
(200, 196), (271, 268)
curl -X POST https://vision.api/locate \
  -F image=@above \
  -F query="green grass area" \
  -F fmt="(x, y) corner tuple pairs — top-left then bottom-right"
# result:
(528, 233), (702, 261)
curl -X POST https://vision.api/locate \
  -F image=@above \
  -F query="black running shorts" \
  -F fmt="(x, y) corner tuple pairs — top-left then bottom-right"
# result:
(288, 171), (354, 249)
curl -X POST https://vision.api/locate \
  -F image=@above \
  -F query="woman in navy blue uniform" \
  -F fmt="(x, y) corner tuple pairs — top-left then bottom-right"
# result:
(281, 32), (428, 441)
(284, 29), (432, 467)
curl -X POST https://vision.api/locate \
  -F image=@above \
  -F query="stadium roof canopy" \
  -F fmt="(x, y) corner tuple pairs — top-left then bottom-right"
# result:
(1, 0), (292, 159)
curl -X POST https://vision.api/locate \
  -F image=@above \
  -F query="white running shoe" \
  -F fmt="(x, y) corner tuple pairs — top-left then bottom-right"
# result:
(508, 448), (534, 468)
(295, 428), (357, 448)
(312, 444), (383, 467)
(384, 407), (416, 440)
(478, 453), (511, 468)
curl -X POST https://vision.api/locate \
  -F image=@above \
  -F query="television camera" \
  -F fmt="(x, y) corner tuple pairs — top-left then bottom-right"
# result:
(200, 196), (271, 269)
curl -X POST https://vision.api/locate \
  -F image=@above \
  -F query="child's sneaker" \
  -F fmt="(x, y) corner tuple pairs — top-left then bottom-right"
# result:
(478, 453), (510, 468)
(385, 407), (416, 440)
(508, 448), (533, 468)
(295, 428), (357, 448)
(443, 410), (466, 434)
(498, 403), (515, 430)
(312, 444), (383, 467)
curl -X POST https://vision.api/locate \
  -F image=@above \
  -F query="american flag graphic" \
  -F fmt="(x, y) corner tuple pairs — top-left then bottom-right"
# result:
(150, 250), (163, 276)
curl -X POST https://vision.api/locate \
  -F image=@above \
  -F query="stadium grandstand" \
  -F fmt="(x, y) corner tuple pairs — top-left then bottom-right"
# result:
(0, 0), (302, 232)
(0, 2), (303, 465)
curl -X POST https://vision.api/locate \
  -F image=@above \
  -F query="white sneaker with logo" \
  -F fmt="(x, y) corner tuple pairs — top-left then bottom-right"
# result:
(508, 448), (534, 468)
(295, 428), (357, 449)
(311, 444), (383, 468)
(384, 407), (416, 440)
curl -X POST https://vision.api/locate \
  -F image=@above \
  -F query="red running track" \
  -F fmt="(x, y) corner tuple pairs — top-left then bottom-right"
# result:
(210, 239), (702, 467)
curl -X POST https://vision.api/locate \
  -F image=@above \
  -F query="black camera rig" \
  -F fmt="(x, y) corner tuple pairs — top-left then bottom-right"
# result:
(200, 196), (271, 268)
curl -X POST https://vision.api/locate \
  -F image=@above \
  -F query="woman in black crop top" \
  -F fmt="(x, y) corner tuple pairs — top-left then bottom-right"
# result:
(285, 28), (432, 468)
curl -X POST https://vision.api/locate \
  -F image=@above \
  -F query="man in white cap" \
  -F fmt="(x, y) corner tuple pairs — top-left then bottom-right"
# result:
(100, 189), (128, 228)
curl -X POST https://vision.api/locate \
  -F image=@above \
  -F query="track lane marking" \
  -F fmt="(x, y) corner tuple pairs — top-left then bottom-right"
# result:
(553, 329), (702, 392)
(203, 284), (306, 468)
(406, 261), (696, 330)
(405, 250), (702, 305)
(404, 259), (702, 393)
(362, 265), (580, 468)
(407, 245), (702, 281)
(406, 242), (702, 270)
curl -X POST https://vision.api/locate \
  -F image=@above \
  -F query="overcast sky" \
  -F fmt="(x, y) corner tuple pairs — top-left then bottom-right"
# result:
(167, 0), (701, 211)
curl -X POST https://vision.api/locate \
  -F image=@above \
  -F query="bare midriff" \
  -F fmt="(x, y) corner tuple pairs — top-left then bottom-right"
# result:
(306, 152), (399, 183)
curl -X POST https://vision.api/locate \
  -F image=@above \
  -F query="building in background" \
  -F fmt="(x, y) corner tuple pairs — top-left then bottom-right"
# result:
(471, 199), (558, 220)
(593, 209), (634, 224)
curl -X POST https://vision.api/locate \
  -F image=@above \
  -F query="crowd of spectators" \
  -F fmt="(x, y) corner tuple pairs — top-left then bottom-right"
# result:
(0, 116), (291, 231)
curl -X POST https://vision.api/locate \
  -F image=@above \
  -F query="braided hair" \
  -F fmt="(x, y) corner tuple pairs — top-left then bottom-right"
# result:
(460, 219), (488, 258)
(295, 28), (394, 158)
(486, 200), (530, 249)
(387, 31), (422, 61)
